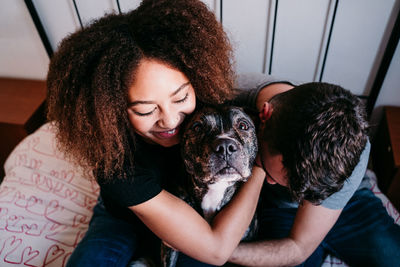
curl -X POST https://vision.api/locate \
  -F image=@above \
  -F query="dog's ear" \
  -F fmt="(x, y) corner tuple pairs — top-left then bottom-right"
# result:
(240, 106), (259, 125)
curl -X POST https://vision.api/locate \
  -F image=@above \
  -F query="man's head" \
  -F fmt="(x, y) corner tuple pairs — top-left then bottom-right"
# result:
(259, 82), (369, 204)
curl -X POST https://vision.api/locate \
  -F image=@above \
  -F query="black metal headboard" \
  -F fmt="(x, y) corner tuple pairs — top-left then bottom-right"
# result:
(24, 0), (400, 118)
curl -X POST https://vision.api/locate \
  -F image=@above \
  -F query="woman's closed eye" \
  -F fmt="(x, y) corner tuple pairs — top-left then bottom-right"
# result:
(129, 92), (189, 116)
(130, 107), (157, 117)
(174, 93), (188, 103)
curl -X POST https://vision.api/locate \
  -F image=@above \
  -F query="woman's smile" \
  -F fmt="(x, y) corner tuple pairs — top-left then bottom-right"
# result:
(152, 126), (180, 139)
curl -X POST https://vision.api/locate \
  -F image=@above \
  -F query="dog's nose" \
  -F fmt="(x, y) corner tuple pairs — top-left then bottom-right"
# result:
(213, 138), (238, 156)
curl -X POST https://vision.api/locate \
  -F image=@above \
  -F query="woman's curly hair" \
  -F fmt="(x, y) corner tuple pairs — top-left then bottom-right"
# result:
(47, 0), (234, 179)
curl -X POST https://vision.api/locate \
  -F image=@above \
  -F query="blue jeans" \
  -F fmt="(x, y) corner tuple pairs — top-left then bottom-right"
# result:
(176, 253), (216, 267)
(257, 188), (400, 267)
(66, 198), (159, 267)
(66, 198), (211, 267)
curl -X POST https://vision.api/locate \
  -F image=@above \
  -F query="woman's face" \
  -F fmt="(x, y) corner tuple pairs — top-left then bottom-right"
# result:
(127, 59), (196, 147)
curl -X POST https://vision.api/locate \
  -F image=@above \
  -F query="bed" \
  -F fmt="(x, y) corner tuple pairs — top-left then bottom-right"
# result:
(0, 121), (399, 266)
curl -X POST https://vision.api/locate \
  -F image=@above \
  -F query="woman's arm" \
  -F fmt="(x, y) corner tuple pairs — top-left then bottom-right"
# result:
(129, 80), (290, 265)
(130, 166), (265, 265)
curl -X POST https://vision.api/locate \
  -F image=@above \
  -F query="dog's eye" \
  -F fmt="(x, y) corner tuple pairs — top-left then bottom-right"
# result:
(237, 120), (249, 130)
(191, 122), (203, 132)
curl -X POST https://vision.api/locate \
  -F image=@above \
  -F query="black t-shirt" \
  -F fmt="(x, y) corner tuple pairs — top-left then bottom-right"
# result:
(95, 76), (278, 223)
(96, 136), (184, 223)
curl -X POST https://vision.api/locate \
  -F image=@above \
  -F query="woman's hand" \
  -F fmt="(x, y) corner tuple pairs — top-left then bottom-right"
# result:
(162, 240), (177, 250)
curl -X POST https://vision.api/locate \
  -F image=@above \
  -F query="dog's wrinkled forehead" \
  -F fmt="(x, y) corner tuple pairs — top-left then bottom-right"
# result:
(183, 106), (255, 138)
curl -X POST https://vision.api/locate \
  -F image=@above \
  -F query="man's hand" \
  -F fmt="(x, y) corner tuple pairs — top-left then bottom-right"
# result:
(229, 201), (342, 266)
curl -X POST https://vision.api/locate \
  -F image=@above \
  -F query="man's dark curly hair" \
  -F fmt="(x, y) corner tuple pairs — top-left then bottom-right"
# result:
(261, 82), (369, 204)
(47, 0), (234, 178)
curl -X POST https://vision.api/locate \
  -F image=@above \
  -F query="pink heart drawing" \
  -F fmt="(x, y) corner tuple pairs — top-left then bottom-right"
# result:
(43, 244), (65, 266)
(1, 236), (22, 263)
(21, 246), (40, 266)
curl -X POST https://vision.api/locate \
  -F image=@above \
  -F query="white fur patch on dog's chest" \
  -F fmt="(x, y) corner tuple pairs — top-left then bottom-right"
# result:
(201, 180), (231, 221)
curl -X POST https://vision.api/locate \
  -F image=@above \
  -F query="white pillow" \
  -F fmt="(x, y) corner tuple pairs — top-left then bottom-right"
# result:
(0, 122), (99, 266)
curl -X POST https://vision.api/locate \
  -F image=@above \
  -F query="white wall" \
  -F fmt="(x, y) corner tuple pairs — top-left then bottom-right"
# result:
(0, 0), (49, 80)
(33, 0), (218, 51)
(0, 0), (399, 129)
(321, 0), (397, 96)
(370, 40), (400, 129)
(375, 41), (400, 108)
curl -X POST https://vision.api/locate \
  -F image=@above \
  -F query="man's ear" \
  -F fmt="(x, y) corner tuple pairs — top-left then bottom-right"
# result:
(259, 102), (273, 123)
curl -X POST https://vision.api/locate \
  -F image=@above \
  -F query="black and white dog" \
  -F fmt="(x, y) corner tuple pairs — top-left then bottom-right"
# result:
(162, 106), (258, 267)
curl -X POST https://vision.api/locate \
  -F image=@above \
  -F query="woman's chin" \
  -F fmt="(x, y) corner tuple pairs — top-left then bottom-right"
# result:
(157, 137), (180, 147)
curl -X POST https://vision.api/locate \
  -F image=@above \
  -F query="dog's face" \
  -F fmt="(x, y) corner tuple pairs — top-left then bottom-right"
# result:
(181, 106), (257, 185)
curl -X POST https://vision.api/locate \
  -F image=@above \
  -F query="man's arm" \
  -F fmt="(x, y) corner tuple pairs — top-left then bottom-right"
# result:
(229, 201), (342, 266)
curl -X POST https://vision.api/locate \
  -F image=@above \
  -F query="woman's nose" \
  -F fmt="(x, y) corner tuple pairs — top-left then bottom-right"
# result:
(158, 108), (179, 129)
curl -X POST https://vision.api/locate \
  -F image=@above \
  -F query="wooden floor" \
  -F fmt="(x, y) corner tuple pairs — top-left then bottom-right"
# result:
(0, 78), (47, 181)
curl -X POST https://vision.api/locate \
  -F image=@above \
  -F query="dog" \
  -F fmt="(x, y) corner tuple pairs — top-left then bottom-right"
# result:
(161, 105), (258, 267)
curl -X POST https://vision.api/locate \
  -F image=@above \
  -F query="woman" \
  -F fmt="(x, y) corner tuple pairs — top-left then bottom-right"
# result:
(47, 0), (265, 266)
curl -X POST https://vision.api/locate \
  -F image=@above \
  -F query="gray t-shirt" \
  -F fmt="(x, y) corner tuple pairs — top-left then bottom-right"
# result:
(262, 141), (370, 210)
(233, 73), (370, 210)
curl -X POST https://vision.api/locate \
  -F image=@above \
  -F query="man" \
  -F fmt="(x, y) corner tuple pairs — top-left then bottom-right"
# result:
(230, 79), (400, 266)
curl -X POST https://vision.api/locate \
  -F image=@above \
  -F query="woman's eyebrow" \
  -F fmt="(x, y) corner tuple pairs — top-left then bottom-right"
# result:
(128, 82), (190, 107)
(128, 100), (155, 107)
(170, 81), (190, 97)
